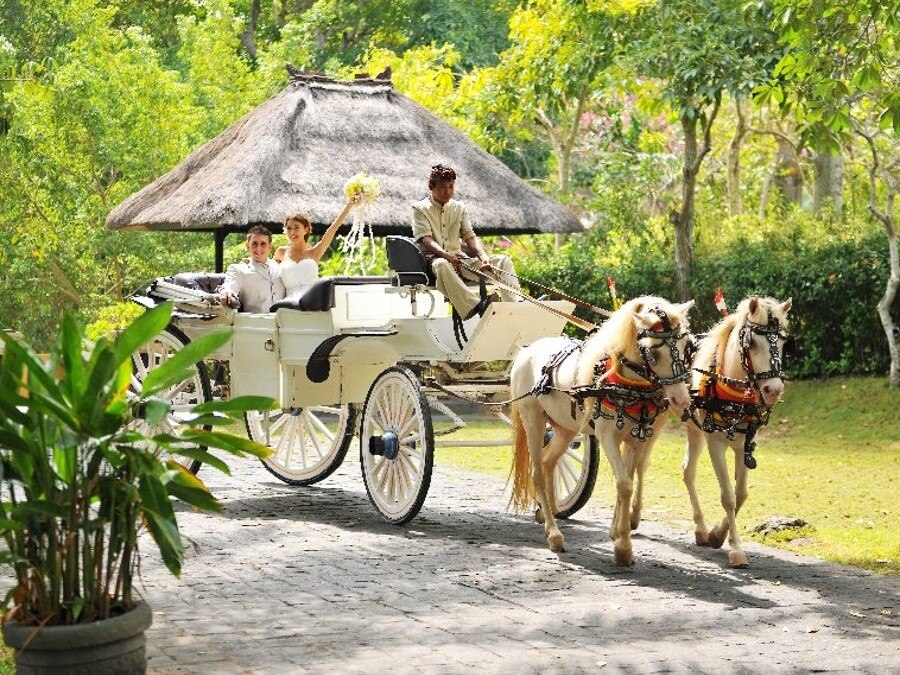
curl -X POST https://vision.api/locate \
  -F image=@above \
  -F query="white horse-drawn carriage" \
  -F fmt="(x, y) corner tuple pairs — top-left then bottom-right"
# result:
(132, 237), (598, 525)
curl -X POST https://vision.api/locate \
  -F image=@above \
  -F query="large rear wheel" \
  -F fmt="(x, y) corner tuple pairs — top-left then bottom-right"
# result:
(246, 405), (356, 486)
(130, 324), (212, 474)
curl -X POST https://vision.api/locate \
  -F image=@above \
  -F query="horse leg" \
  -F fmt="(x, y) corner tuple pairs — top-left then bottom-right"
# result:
(599, 431), (634, 565)
(630, 441), (654, 531)
(706, 438), (738, 558)
(525, 413), (566, 552)
(726, 453), (751, 567)
(683, 423), (711, 546)
(543, 423), (577, 523)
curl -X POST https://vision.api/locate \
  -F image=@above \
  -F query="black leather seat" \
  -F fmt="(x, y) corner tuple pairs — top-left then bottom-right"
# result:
(269, 276), (391, 312)
(386, 236), (434, 286)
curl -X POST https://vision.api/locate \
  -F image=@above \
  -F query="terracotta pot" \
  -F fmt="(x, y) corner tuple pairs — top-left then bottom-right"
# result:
(2, 601), (152, 675)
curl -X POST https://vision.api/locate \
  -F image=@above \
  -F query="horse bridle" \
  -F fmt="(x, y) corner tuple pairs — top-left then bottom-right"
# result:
(619, 306), (692, 387)
(738, 314), (790, 387)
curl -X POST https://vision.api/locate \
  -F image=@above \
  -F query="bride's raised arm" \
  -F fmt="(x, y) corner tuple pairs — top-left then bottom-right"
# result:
(310, 194), (361, 262)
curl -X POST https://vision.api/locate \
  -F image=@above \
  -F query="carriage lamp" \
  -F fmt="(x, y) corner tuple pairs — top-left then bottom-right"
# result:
(369, 430), (399, 460)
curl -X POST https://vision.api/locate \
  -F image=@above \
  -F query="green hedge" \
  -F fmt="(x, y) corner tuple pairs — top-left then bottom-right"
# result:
(520, 232), (894, 378)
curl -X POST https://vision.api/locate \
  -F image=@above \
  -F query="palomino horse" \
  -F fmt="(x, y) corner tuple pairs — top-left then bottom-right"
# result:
(509, 296), (694, 564)
(683, 296), (792, 567)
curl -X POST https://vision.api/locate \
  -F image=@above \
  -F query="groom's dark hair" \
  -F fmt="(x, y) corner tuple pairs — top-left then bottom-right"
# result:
(246, 225), (273, 242)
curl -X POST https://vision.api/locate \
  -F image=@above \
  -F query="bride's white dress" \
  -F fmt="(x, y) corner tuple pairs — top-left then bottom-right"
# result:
(279, 257), (319, 300)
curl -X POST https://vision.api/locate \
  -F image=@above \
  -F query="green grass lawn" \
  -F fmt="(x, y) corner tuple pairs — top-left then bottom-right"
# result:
(434, 376), (900, 574)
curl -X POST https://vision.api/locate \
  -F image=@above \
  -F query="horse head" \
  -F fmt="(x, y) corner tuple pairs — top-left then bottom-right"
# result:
(701, 296), (793, 406)
(628, 298), (695, 410)
(738, 296), (792, 404)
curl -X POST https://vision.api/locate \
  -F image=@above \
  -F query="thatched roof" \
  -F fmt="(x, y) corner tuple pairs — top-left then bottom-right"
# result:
(105, 73), (581, 236)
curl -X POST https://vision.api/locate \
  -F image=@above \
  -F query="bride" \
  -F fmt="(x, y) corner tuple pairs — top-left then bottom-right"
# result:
(275, 194), (361, 300)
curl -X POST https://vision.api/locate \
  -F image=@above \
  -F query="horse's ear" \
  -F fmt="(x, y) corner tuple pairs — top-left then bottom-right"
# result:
(748, 296), (759, 315)
(677, 300), (695, 316)
(781, 297), (793, 313)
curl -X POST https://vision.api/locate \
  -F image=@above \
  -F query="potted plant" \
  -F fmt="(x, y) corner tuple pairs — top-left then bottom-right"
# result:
(0, 303), (273, 673)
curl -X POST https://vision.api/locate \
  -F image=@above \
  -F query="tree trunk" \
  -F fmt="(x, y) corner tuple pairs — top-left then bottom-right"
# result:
(813, 148), (844, 218)
(676, 111), (697, 302)
(238, 0), (261, 62)
(727, 98), (748, 216)
(775, 137), (803, 205)
(880, 232), (900, 387)
(859, 130), (899, 386)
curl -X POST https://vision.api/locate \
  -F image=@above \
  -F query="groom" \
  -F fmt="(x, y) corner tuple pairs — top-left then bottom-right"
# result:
(218, 226), (286, 313)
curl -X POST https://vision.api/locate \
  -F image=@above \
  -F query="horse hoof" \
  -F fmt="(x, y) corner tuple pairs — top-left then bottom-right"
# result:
(695, 531), (710, 546)
(729, 551), (749, 568)
(548, 533), (565, 552)
(534, 507), (544, 524)
(630, 514), (641, 531)
(707, 529), (726, 549)
(613, 543), (634, 566)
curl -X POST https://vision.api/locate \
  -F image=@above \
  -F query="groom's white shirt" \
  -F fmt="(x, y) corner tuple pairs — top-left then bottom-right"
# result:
(220, 259), (286, 313)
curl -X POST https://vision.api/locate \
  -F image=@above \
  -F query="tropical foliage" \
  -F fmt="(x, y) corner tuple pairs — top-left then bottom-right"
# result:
(0, 303), (274, 625)
(0, 0), (897, 380)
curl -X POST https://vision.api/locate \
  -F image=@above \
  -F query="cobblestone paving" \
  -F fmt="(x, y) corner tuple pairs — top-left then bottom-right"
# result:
(142, 453), (899, 674)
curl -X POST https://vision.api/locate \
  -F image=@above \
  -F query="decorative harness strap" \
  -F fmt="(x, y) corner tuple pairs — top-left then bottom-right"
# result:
(582, 358), (670, 440)
(684, 312), (789, 469)
(573, 308), (691, 441)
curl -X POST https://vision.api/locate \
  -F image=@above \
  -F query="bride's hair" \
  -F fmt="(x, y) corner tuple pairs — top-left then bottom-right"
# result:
(284, 212), (312, 241)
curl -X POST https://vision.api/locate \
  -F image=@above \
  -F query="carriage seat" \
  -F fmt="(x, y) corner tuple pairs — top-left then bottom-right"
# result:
(386, 236), (435, 286)
(269, 276), (391, 312)
(161, 272), (226, 294)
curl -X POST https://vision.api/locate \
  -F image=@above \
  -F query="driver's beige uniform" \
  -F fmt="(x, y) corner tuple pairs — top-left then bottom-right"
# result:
(411, 195), (519, 318)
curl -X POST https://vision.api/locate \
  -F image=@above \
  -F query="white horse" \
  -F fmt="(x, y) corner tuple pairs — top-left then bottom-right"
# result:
(509, 296), (694, 564)
(683, 296), (792, 567)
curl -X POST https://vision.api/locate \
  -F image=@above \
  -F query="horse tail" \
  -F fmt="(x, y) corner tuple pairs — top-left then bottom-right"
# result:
(507, 403), (536, 513)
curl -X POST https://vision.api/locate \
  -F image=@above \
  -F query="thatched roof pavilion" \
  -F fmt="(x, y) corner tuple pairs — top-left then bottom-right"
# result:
(106, 72), (581, 263)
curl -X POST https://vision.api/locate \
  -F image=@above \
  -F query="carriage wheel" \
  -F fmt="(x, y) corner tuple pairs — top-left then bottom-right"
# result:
(130, 324), (211, 474)
(553, 432), (599, 519)
(246, 404), (356, 486)
(360, 366), (434, 525)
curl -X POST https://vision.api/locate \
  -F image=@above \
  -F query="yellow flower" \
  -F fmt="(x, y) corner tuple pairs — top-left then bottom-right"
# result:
(344, 172), (381, 204)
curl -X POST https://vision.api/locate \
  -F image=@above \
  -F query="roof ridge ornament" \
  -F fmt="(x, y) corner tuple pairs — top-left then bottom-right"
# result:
(285, 63), (393, 87)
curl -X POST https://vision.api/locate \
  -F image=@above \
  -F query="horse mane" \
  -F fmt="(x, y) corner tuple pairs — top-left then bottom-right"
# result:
(576, 295), (678, 387)
(694, 296), (792, 376)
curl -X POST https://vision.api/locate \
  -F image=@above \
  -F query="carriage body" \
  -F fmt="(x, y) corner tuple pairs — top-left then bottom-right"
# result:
(136, 269), (596, 525)
(168, 278), (574, 407)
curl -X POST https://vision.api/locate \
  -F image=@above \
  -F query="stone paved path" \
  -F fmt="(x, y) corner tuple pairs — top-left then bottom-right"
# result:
(142, 453), (899, 674)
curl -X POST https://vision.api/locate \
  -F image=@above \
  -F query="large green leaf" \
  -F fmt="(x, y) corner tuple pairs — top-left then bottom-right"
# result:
(139, 474), (183, 576)
(113, 303), (173, 369)
(192, 396), (279, 414)
(166, 448), (230, 474)
(178, 429), (272, 460)
(58, 314), (86, 402)
(162, 465), (221, 512)
(140, 330), (230, 398)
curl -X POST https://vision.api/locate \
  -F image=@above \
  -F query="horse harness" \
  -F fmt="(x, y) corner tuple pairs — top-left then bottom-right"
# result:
(532, 307), (691, 442)
(684, 313), (790, 469)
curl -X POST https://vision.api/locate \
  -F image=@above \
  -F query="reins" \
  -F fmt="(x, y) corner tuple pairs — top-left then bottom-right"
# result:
(458, 260), (600, 332)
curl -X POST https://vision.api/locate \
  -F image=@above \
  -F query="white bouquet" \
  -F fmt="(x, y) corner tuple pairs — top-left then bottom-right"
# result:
(340, 172), (381, 274)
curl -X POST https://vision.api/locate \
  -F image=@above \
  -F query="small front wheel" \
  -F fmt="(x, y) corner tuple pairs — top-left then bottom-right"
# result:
(360, 366), (434, 525)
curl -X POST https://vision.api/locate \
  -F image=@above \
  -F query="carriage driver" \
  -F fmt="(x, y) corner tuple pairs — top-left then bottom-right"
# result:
(218, 225), (286, 313)
(411, 164), (522, 319)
